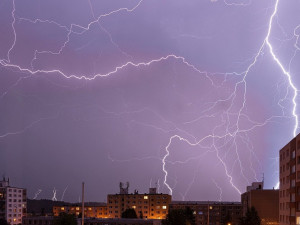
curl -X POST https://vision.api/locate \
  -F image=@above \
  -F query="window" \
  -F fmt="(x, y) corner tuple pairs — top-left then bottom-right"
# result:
(144, 196), (148, 200)
(292, 193), (295, 202)
(162, 206), (167, 209)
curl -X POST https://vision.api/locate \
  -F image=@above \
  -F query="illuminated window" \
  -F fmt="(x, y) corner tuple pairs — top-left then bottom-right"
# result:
(76, 207), (80, 210)
(144, 196), (148, 199)
(88, 207), (92, 211)
(296, 216), (300, 225)
(132, 206), (136, 209)
(61, 207), (65, 210)
(209, 206), (213, 210)
(162, 206), (167, 209)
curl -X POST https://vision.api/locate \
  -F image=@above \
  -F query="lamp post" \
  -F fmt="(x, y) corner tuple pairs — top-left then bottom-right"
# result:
(207, 203), (212, 225)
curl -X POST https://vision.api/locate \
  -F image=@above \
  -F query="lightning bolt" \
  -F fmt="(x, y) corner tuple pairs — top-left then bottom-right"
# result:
(61, 185), (69, 201)
(6, 0), (16, 63)
(1, 0), (298, 201)
(33, 189), (42, 200)
(265, 0), (298, 137)
(52, 188), (57, 201)
(212, 179), (222, 202)
(161, 0), (299, 197)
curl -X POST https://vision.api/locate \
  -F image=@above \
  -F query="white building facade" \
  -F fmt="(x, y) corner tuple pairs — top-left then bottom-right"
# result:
(0, 177), (27, 225)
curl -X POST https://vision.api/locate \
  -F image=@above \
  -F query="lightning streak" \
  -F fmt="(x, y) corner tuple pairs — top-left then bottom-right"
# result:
(212, 179), (222, 202)
(61, 185), (69, 201)
(6, 0), (16, 63)
(33, 189), (42, 200)
(265, 0), (298, 137)
(1, 0), (298, 201)
(52, 188), (57, 201)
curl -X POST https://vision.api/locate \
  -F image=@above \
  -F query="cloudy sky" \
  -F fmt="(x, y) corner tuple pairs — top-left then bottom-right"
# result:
(0, 0), (299, 202)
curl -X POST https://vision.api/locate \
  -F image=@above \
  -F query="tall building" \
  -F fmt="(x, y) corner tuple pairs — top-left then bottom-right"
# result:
(0, 177), (27, 225)
(279, 134), (300, 225)
(241, 181), (279, 225)
(169, 201), (242, 225)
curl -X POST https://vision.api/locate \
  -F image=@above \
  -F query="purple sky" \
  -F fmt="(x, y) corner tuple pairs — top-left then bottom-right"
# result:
(0, 0), (300, 202)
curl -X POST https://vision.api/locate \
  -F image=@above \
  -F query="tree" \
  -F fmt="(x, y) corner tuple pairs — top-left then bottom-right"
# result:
(162, 207), (195, 225)
(54, 213), (77, 225)
(240, 207), (260, 225)
(121, 208), (138, 218)
(0, 219), (9, 225)
(139, 211), (143, 219)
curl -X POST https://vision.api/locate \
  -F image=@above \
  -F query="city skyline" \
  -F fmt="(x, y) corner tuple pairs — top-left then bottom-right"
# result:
(0, 0), (300, 202)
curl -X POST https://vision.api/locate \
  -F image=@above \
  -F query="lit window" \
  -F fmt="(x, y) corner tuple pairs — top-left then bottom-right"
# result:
(162, 206), (167, 209)
(76, 207), (80, 210)
(132, 206), (136, 209)
(296, 216), (300, 225)
(144, 196), (148, 199)
(209, 206), (213, 210)
(61, 207), (65, 210)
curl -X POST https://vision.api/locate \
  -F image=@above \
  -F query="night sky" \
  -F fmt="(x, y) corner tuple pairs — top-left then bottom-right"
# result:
(0, 0), (300, 202)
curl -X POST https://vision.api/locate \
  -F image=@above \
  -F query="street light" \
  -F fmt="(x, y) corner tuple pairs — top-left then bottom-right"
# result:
(207, 204), (212, 225)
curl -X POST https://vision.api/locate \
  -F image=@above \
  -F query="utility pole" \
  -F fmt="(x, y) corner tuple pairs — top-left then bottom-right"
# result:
(82, 182), (85, 225)
(207, 202), (209, 225)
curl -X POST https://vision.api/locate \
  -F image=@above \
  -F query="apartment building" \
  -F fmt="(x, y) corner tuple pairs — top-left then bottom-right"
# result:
(53, 183), (171, 220)
(107, 184), (171, 219)
(279, 133), (300, 225)
(53, 202), (108, 218)
(169, 201), (242, 225)
(0, 177), (27, 225)
(241, 182), (279, 225)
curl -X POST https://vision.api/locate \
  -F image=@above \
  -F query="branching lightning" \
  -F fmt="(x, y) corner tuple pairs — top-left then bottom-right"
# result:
(265, 0), (298, 137)
(0, 0), (299, 201)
